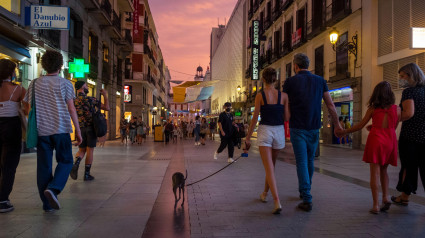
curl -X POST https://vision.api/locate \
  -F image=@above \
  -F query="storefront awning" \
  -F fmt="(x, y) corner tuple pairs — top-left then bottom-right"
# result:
(196, 86), (214, 101)
(0, 36), (31, 65)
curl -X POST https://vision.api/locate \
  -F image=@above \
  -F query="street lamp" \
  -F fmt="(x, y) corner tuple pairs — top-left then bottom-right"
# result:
(329, 27), (358, 62)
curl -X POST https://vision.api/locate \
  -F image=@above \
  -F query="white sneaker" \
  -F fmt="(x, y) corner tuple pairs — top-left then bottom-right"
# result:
(214, 151), (219, 160)
(227, 158), (235, 163)
(195, 142), (198, 146)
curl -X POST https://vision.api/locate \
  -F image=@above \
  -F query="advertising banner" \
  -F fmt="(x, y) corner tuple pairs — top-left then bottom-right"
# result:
(251, 20), (260, 80)
(133, 0), (140, 38)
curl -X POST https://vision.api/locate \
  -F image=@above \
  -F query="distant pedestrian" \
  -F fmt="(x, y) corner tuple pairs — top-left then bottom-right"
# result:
(282, 53), (342, 212)
(129, 117), (137, 144)
(164, 119), (174, 143)
(0, 59), (28, 213)
(199, 117), (208, 145)
(194, 116), (201, 146)
(339, 81), (400, 214)
(70, 81), (110, 181)
(392, 63), (425, 206)
(209, 120), (216, 140)
(120, 116), (128, 144)
(187, 121), (194, 138)
(246, 68), (290, 214)
(338, 116), (345, 144)
(23, 50), (82, 212)
(136, 117), (145, 144)
(214, 102), (235, 163)
(343, 117), (351, 145)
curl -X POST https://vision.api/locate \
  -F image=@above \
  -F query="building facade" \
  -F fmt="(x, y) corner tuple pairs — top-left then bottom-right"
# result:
(123, 0), (168, 127)
(0, 0), (135, 140)
(210, 0), (247, 117)
(245, 0), (363, 148)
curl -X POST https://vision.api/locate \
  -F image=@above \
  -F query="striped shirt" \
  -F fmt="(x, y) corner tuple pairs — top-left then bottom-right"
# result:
(23, 76), (75, 136)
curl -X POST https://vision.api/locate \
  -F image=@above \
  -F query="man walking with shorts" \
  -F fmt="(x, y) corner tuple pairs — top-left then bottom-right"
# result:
(282, 53), (342, 211)
(214, 102), (235, 163)
(70, 81), (110, 181)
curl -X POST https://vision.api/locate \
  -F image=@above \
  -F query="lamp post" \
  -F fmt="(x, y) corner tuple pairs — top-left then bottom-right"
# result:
(329, 27), (358, 63)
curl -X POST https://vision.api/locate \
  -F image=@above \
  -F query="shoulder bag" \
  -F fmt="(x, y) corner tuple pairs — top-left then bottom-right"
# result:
(91, 96), (107, 137)
(26, 79), (38, 148)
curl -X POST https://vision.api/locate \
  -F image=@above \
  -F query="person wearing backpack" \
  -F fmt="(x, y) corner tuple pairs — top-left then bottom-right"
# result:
(70, 81), (110, 181)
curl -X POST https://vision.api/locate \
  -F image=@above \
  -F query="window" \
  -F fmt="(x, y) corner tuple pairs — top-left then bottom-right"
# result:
(285, 63), (292, 79)
(315, 45), (324, 77)
(0, 0), (20, 15)
(40, 0), (61, 5)
(103, 46), (109, 62)
(336, 32), (348, 76)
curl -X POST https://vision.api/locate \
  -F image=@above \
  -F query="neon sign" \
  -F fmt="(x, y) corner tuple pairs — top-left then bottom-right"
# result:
(251, 20), (260, 80)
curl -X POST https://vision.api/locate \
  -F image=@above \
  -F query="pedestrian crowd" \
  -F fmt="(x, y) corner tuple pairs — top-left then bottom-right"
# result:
(0, 51), (424, 219)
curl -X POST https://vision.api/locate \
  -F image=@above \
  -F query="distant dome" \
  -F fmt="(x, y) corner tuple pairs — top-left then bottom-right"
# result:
(197, 66), (203, 72)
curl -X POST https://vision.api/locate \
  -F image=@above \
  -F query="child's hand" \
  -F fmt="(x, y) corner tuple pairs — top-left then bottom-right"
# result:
(366, 125), (372, 131)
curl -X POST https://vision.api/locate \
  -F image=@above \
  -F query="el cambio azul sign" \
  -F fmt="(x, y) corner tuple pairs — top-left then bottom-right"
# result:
(251, 20), (260, 81)
(26, 5), (70, 30)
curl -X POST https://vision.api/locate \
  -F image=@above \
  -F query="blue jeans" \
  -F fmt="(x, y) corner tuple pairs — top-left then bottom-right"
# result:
(37, 133), (73, 210)
(195, 126), (200, 142)
(290, 128), (319, 203)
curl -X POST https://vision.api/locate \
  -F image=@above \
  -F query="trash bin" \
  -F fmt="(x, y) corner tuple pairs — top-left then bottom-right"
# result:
(154, 125), (164, 142)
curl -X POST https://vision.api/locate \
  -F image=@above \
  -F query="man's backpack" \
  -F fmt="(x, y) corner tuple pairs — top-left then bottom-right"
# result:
(92, 98), (107, 137)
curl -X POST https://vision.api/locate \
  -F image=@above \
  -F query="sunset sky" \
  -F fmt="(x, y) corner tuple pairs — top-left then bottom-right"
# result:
(149, 0), (238, 83)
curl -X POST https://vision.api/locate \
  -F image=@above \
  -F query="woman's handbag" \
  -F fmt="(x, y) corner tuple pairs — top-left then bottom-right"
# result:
(26, 79), (38, 148)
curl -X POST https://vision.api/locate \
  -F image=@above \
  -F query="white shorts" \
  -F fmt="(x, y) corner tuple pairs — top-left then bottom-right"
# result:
(257, 125), (285, 149)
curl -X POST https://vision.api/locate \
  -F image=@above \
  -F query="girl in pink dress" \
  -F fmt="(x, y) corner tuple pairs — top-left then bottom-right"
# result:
(341, 81), (401, 214)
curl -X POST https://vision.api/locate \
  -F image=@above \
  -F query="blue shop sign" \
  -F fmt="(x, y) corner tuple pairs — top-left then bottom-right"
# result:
(25, 5), (70, 30)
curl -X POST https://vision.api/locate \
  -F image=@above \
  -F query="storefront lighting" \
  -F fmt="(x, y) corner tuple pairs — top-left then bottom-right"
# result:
(153, 107), (158, 110)
(116, 91), (121, 96)
(87, 79), (96, 85)
(161, 106), (164, 110)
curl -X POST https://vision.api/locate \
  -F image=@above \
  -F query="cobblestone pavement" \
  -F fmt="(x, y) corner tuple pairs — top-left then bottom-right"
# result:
(185, 138), (425, 238)
(2, 136), (425, 238)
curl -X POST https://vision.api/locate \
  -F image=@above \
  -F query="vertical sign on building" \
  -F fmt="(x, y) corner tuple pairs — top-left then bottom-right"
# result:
(133, 0), (139, 38)
(124, 85), (132, 103)
(251, 20), (260, 80)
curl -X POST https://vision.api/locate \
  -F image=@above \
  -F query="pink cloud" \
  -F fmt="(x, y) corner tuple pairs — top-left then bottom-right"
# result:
(149, 0), (239, 82)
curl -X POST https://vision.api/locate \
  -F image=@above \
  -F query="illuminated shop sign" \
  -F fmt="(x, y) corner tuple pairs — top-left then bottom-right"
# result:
(411, 27), (425, 49)
(26, 5), (70, 30)
(124, 85), (132, 103)
(69, 58), (89, 78)
(251, 20), (260, 80)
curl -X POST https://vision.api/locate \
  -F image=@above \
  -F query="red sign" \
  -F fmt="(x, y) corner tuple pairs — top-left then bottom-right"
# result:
(291, 28), (302, 46)
(124, 85), (132, 103)
(133, 0), (139, 38)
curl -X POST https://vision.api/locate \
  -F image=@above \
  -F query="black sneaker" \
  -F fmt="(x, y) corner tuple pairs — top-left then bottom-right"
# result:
(0, 201), (14, 213)
(84, 174), (95, 181)
(297, 202), (312, 212)
(44, 189), (61, 210)
(70, 163), (79, 180)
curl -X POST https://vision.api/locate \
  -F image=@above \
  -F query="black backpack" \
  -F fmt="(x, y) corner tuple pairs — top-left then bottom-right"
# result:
(91, 98), (107, 137)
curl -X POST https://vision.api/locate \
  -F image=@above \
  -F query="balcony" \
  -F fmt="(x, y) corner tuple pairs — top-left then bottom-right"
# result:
(80, 0), (101, 9)
(281, 41), (292, 56)
(69, 38), (83, 59)
(264, 17), (272, 31)
(329, 61), (350, 83)
(88, 0), (112, 25)
(245, 64), (252, 79)
(272, 5), (281, 21)
(325, 0), (352, 27)
(281, 0), (294, 11)
(118, 0), (135, 13)
(112, 12), (122, 37)
(102, 61), (111, 85)
(253, 0), (259, 13)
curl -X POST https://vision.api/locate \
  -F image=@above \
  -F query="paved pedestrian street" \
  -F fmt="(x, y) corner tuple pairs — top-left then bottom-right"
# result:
(2, 137), (425, 238)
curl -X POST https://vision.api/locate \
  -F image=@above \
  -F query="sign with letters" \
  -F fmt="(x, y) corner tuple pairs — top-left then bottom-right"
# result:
(411, 27), (425, 49)
(251, 20), (260, 80)
(26, 5), (70, 30)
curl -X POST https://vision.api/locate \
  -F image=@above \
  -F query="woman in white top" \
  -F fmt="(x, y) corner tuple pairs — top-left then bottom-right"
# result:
(0, 59), (28, 213)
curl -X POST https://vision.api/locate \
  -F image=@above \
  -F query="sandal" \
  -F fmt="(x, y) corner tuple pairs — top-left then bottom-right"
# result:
(369, 209), (379, 215)
(391, 195), (409, 206)
(380, 202), (391, 212)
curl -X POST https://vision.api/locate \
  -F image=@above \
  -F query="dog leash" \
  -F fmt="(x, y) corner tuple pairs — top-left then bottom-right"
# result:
(186, 152), (248, 187)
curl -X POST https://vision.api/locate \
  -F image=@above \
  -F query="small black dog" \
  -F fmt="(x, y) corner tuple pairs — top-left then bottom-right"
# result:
(172, 170), (187, 207)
